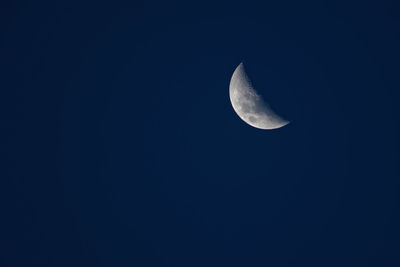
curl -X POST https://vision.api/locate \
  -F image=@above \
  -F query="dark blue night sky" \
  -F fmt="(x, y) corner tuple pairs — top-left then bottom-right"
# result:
(1, 1), (400, 266)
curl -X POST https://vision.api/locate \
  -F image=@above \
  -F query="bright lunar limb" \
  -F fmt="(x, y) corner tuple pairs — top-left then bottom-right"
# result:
(229, 63), (290, 130)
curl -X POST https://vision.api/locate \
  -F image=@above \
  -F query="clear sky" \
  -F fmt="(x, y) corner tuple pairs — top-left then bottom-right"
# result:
(1, 1), (400, 266)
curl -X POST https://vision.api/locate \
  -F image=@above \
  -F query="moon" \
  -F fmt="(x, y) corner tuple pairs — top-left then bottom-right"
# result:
(229, 63), (290, 130)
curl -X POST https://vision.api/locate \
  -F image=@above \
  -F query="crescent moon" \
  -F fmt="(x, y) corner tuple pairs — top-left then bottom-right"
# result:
(229, 63), (290, 130)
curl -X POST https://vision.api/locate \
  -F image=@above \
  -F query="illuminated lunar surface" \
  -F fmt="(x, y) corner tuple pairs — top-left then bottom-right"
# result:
(229, 63), (290, 130)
